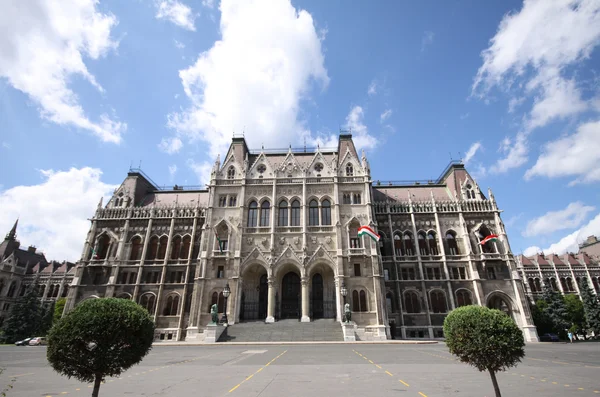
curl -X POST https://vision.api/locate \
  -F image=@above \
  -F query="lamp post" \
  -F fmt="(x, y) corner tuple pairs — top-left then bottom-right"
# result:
(341, 282), (348, 322)
(221, 283), (231, 324)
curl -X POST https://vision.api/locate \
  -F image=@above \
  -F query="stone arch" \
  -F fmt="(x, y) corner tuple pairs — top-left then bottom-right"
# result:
(116, 292), (132, 299)
(307, 261), (336, 319)
(486, 291), (518, 322)
(239, 263), (269, 321)
(455, 288), (473, 307)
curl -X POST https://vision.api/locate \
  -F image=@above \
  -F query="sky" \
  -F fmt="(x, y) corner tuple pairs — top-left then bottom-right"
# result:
(1, 0), (600, 262)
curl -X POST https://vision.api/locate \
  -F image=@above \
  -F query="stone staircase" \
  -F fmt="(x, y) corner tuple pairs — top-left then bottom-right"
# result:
(219, 319), (343, 342)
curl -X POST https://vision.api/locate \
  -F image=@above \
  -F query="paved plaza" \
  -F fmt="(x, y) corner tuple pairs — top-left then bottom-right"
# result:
(1, 342), (599, 397)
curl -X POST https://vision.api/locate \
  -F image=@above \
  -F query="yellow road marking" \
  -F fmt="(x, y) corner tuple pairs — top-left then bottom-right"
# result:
(61, 393), (68, 395)
(399, 380), (409, 387)
(579, 388), (585, 390)
(75, 389), (80, 391)
(385, 371), (393, 377)
(375, 364), (382, 369)
(565, 384), (570, 387)
(419, 392), (428, 397)
(11, 372), (35, 377)
(552, 382), (558, 385)
(228, 350), (287, 393)
(368, 360), (374, 364)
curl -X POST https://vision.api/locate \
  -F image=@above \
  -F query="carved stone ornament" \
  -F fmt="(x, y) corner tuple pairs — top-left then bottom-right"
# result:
(252, 250), (259, 258)
(325, 236), (332, 246)
(294, 237), (300, 246)
(247, 237), (254, 245)
(311, 236), (317, 244)
(279, 237), (286, 245)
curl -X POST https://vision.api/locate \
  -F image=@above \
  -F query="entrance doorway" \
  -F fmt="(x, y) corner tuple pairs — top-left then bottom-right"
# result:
(311, 273), (324, 319)
(281, 272), (300, 319)
(240, 272), (268, 321)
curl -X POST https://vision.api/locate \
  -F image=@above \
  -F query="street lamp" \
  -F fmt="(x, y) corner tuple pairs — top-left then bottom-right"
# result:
(340, 282), (348, 322)
(221, 283), (231, 324)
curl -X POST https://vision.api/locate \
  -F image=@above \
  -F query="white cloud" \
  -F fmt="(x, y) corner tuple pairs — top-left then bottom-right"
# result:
(0, 168), (116, 261)
(421, 31), (434, 52)
(523, 201), (595, 237)
(525, 119), (600, 184)
(472, 0), (600, 172)
(168, 164), (178, 180)
(155, 0), (197, 31)
(166, 0), (329, 158)
(490, 133), (528, 173)
(505, 212), (524, 228)
(0, 0), (126, 143)
(524, 211), (600, 255)
(380, 109), (392, 123)
(523, 246), (542, 256)
(344, 106), (377, 151)
(174, 40), (185, 49)
(1, 142), (10, 149)
(187, 159), (212, 186)
(158, 137), (183, 154)
(368, 80), (377, 96)
(463, 142), (482, 164)
(202, 0), (215, 9)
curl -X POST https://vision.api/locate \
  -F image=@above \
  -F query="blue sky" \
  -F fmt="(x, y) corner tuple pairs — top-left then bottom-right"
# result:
(1, 0), (600, 261)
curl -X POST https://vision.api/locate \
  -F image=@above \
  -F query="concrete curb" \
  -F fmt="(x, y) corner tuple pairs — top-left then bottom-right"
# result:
(153, 340), (439, 346)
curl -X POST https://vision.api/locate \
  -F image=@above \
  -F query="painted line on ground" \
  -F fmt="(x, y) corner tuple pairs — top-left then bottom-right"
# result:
(228, 350), (287, 393)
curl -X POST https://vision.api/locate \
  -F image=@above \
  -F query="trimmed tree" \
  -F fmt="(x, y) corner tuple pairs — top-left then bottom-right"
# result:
(443, 305), (525, 397)
(0, 281), (42, 343)
(47, 298), (155, 397)
(579, 278), (600, 336)
(541, 283), (570, 336)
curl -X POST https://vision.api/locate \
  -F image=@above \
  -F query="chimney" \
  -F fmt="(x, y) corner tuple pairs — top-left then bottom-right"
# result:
(28, 246), (36, 253)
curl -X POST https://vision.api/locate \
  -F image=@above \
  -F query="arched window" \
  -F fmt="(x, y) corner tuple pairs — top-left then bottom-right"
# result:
(117, 293), (131, 299)
(359, 290), (367, 312)
(560, 278), (568, 291)
(157, 236), (169, 260)
(309, 200), (319, 226)
(346, 163), (353, 176)
(403, 232), (415, 256)
(478, 225), (496, 254)
(445, 231), (459, 255)
(456, 290), (472, 307)
(550, 278), (558, 291)
(218, 291), (225, 313)
(96, 234), (110, 260)
(146, 236), (159, 260)
(427, 231), (439, 255)
(247, 201), (258, 227)
(321, 199), (331, 225)
(170, 236), (182, 259)
(61, 286), (69, 298)
(404, 291), (420, 313)
(209, 291), (218, 313)
(534, 278), (541, 292)
(19, 284), (27, 297)
(278, 200), (288, 226)
(163, 295), (180, 316)
(291, 200), (300, 226)
(140, 294), (156, 314)
(130, 236), (142, 260)
(418, 232), (428, 256)
(566, 277), (574, 292)
(0, 279), (4, 296)
(528, 278), (536, 292)
(592, 277), (600, 292)
(352, 290), (360, 312)
(227, 166), (235, 179)
(52, 284), (59, 298)
(260, 201), (271, 226)
(430, 291), (447, 313)
(7, 281), (17, 298)
(343, 193), (351, 204)
(180, 235), (191, 260)
(353, 193), (361, 204)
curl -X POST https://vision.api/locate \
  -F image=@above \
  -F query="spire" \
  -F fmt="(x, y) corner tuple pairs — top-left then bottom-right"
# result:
(5, 218), (18, 240)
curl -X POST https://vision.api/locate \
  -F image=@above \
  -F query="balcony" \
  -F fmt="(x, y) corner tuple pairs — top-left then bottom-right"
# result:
(349, 248), (365, 256)
(275, 226), (303, 233)
(244, 227), (271, 234)
(212, 251), (229, 257)
(339, 176), (365, 183)
(307, 226), (334, 232)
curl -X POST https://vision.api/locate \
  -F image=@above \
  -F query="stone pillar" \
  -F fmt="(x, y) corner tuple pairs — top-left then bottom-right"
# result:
(133, 216), (153, 302)
(266, 277), (275, 323)
(301, 277), (310, 322)
(334, 277), (341, 322)
(153, 215), (176, 322)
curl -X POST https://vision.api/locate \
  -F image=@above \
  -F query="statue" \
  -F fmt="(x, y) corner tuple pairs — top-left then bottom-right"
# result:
(344, 303), (351, 323)
(211, 304), (218, 324)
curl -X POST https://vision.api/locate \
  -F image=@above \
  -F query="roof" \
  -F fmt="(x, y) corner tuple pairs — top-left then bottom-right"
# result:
(549, 254), (564, 265)
(519, 255), (535, 266)
(536, 254), (549, 265)
(565, 254), (580, 265)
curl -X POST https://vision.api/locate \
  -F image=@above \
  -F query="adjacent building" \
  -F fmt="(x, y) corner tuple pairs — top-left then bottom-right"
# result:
(65, 134), (539, 342)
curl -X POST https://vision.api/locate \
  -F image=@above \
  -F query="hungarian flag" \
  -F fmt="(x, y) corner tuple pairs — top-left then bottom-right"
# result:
(214, 229), (224, 253)
(480, 234), (499, 245)
(90, 247), (98, 259)
(358, 225), (380, 242)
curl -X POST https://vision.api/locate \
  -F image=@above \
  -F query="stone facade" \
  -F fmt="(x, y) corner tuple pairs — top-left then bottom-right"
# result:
(65, 134), (539, 342)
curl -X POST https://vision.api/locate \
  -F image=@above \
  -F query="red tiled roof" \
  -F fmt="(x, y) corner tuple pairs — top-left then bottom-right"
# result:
(520, 255), (535, 266)
(566, 254), (580, 265)
(578, 253), (592, 265)
(536, 254), (549, 265)
(550, 254), (565, 265)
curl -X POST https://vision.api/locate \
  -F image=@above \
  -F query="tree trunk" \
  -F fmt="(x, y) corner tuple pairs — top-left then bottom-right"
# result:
(91, 374), (102, 397)
(488, 368), (501, 397)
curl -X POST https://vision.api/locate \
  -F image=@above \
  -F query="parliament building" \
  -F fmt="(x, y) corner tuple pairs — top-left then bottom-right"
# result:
(63, 134), (540, 342)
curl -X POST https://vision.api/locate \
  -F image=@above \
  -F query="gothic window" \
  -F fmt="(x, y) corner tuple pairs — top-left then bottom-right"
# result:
(426, 267), (442, 280)
(209, 292), (218, 313)
(349, 222), (361, 248)
(0, 279), (4, 296)
(427, 231), (439, 255)
(180, 235), (191, 260)
(566, 277), (574, 292)
(130, 236), (142, 260)
(528, 278), (536, 292)
(404, 291), (420, 313)
(7, 281), (17, 298)
(403, 232), (415, 256)
(534, 278), (541, 292)
(218, 196), (227, 207)
(96, 234), (110, 260)
(228, 195), (237, 207)
(227, 166), (235, 179)
(217, 266), (224, 278)
(354, 263), (361, 277)
(117, 293), (131, 299)
(247, 201), (258, 227)
(478, 225), (496, 254)
(291, 200), (301, 226)
(52, 284), (59, 298)
(170, 236), (182, 260)
(352, 290), (359, 311)
(455, 290), (472, 307)
(592, 277), (600, 292)
(260, 201), (270, 226)
(314, 163), (323, 172)
(343, 193), (351, 204)
(418, 232), (428, 255)
(386, 292), (395, 314)
(257, 164), (266, 174)
(394, 234), (403, 256)
(486, 266), (496, 280)
(147, 236), (159, 260)
(445, 231), (459, 255)
(163, 294), (180, 316)
(61, 286), (68, 298)
(321, 199), (331, 225)
(139, 294), (156, 314)
(218, 291), (225, 313)
(465, 183), (476, 200)
(550, 278), (558, 291)
(278, 200), (288, 226)
(560, 277), (568, 291)
(157, 236), (169, 260)
(359, 290), (367, 312)
(430, 290), (447, 313)
(346, 163), (353, 176)
(309, 199), (319, 226)
(401, 267), (416, 280)
(19, 284), (27, 297)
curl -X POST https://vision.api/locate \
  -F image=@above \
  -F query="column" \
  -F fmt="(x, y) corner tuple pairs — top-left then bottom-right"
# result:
(266, 278), (276, 323)
(133, 216), (153, 302)
(153, 215), (176, 322)
(334, 277), (341, 322)
(301, 277), (310, 322)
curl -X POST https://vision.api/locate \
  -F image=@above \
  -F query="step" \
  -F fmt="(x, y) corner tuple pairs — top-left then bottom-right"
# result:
(220, 319), (344, 342)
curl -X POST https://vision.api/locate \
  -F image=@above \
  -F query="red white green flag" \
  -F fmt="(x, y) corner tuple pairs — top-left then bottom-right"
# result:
(479, 234), (499, 245)
(90, 247), (98, 259)
(358, 225), (380, 242)
(214, 229), (224, 253)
